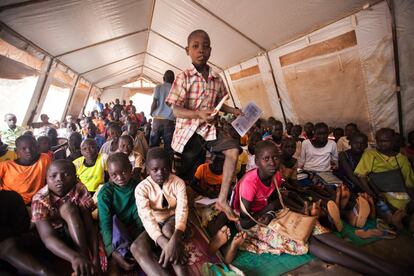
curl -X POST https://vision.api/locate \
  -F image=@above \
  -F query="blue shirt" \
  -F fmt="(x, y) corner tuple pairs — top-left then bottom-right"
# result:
(84, 135), (106, 150)
(152, 82), (174, 121)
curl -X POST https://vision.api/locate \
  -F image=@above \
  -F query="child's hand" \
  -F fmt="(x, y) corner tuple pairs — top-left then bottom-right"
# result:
(158, 232), (185, 267)
(232, 107), (243, 117)
(112, 251), (136, 271)
(197, 110), (216, 123)
(71, 254), (93, 276)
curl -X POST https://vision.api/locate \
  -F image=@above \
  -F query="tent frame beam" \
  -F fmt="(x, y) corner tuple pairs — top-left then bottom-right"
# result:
(150, 29), (223, 70)
(55, 28), (147, 57)
(26, 57), (53, 126)
(81, 85), (94, 117)
(190, 0), (266, 52)
(80, 51), (146, 75)
(0, 0), (50, 12)
(145, 51), (183, 71)
(222, 71), (236, 107)
(95, 65), (143, 86)
(265, 52), (287, 125)
(387, 0), (404, 134)
(63, 75), (81, 120)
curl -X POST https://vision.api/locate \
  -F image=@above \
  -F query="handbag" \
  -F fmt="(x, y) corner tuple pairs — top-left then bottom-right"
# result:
(238, 172), (317, 243)
(368, 156), (406, 193)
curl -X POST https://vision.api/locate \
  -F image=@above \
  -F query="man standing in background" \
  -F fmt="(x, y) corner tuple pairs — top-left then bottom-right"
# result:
(150, 70), (175, 156)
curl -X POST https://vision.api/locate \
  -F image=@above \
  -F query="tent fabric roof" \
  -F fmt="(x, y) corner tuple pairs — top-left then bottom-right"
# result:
(0, 0), (378, 87)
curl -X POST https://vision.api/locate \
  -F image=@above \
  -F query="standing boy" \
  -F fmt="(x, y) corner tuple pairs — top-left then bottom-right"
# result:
(166, 29), (241, 221)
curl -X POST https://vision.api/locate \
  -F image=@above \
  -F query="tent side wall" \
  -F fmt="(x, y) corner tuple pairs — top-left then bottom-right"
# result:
(225, 1), (406, 138)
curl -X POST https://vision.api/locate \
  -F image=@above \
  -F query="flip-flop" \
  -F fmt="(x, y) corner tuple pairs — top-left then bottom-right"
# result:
(354, 196), (370, 228)
(327, 200), (343, 232)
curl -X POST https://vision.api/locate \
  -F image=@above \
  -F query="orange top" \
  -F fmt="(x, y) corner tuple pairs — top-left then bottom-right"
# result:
(0, 153), (51, 204)
(194, 163), (223, 186)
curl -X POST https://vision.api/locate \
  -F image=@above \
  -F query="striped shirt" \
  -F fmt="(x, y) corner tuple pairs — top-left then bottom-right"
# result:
(166, 64), (227, 153)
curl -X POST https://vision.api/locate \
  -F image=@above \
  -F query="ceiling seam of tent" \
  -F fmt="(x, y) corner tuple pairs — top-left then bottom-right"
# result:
(0, 0), (50, 12)
(145, 51), (183, 71)
(80, 51), (146, 75)
(191, 0), (266, 52)
(94, 65), (143, 85)
(142, 0), (157, 78)
(143, 65), (164, 76)
(149, 29), (223, 70)
(55, 28), (148, 57)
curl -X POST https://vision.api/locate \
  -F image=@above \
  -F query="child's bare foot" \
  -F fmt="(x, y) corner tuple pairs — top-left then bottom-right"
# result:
(208, 226), (230, 254)
(215, 201), (239, 221)
(391, 209), (406, 230)
(224, 232), (247, 264)
(340, 185), (350, 210)
(352, 196), (370, 228)
(355, 228), (397, 239)
(360, 193), (376, 218)
(327, 200), (343, 232)
(310, 200), (322, 217)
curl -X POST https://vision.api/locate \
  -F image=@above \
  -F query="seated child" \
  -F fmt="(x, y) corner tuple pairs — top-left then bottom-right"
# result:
(67, 132), (82, 162)
(46, 127), (66, 160)
(401, 130), (414, 169)
(0, 138), (17, 162)
(98, 152), (144, 273)
(190, 153), (225, 198)
(291, 124), (303, 160)
(246, 132), (262, 172)
(234, 141), (403, 275)
(299, 122), (338, 172)
(37, 136), (54, 160)
(85, 122), (105, 150)
(131, 147), (188, 276)
(0, 135), (51, 204)
(267, 119), (283, 154)
(337, 123), (358, 152)
(0, 189), (58, 275)
(100, 123), (122, 156)
(32, 159), (99, 275)
(123, 121), (149, 161)
(355, 128), (414, 231)
(166, 29), (242, 221)
(302, 122), (314, 140)
(117, 135), (144, 181)
(73, 138), (106, 193)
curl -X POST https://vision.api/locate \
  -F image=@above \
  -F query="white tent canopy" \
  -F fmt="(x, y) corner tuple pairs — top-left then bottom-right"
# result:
(0, 0), (412, 136)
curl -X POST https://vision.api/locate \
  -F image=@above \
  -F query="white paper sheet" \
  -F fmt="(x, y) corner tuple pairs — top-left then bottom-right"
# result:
(231, 102), (263, 136)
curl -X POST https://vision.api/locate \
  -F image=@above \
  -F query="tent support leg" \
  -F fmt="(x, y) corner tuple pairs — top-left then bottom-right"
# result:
(388, 0), (403, 134)
(265, 52), (288, 126)
(80, 85), (94, 118)
(63, 75), (80, 121)
(25, 58), (53, 127)
(222, 70), (237, 108)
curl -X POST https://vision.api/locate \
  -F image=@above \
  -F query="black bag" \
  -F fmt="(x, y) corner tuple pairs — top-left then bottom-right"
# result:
(368, 156), (406, 193)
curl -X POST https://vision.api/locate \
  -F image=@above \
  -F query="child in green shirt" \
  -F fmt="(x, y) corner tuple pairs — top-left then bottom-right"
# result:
(98, 152), (144, 273)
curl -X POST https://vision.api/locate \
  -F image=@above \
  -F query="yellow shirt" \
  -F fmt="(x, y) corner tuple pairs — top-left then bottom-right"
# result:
(236, 150), (248, 174)
(73, 153), (106, 192)
(355, 149), (414, 209)
(0, 150), (17, 162)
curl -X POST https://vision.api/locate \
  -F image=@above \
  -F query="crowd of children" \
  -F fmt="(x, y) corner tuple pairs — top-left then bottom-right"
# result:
(0, 29), (414, 276)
